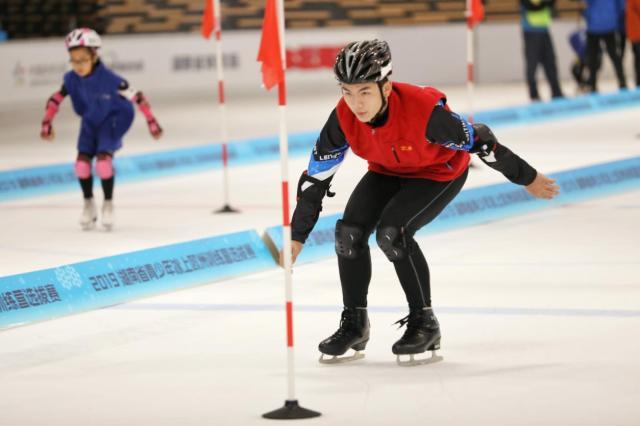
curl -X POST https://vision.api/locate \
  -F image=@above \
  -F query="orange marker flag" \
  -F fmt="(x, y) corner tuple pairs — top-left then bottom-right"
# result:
(469, 0), (485, 27)
(257, 0), (285, 90)
(201, 0), (215, 39)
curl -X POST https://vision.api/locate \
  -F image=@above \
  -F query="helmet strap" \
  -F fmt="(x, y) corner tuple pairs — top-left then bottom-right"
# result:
(368, 81), (389, 123)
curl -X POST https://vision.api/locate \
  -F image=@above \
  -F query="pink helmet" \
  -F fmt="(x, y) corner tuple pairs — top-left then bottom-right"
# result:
(65, 28), (102, 50)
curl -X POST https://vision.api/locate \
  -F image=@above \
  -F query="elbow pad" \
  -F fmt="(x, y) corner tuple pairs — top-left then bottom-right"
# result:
(291, 172), (334, 243)
(43, 92), (65, 121)
(470, 123), (498, 159)
(296, 171), (335, 204)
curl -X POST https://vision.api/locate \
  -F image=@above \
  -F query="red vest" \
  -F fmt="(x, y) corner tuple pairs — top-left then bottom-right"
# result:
(627, 0), (640, 42)
(336, 82), (469, 181)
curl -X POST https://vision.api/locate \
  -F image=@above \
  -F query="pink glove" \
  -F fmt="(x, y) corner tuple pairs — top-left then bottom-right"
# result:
(147, 117), (162, 139)
(41, 120), (54, 140)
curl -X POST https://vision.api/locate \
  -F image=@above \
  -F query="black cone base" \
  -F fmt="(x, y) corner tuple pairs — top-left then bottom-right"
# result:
(213, 204), (239, 214)
(262, 400), (321, 420)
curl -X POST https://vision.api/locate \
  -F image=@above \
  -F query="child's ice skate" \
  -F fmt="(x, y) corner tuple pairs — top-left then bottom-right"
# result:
(80, 198), (97, 230)
(101, 200), (114, 231)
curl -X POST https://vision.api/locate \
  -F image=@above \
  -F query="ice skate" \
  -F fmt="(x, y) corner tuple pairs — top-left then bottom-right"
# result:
(318, 307), (369, 364)
(392, 308), (443, 367)
(101, 200), (114, 231)
(80, 198), (97, 230)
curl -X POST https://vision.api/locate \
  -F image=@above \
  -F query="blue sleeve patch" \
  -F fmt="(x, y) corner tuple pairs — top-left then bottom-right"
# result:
(308, 143), (348, 176)
(459, 114), (475, 151)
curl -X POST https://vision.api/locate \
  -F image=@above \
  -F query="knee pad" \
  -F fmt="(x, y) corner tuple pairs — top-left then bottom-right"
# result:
(335, 220), (366, 260)
(96, 154), (114, 179)
(376, 225), (406, 261)
(74, 158), (92, 179)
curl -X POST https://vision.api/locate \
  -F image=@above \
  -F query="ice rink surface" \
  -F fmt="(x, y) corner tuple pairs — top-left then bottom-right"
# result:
(1, 81), (639, 425)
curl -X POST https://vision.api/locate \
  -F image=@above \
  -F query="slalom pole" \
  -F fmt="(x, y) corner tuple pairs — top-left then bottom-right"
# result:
(212, 0), (238, 213)
(262, 0), (320, 419)
(466, 0), (475, 124)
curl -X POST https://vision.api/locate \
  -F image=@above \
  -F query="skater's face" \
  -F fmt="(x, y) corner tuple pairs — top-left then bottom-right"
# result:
(341, 81), (392, 123)
(69, 48), (97, 77)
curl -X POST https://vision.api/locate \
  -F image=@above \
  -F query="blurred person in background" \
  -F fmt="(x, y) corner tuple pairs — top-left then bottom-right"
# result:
(569, 29), (601, 93)
(40, 28), (163, 231)
(616, 0), (627, 62)
(627, 0), (640, 87)
(520, 0), (564, 101)
(584, 0), (627, 92)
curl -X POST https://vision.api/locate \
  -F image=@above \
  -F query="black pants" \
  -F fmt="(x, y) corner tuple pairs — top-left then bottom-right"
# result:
(586, 32), (627, 91)
(633, 42), (640, 88)
(338, 169), (468, 310)
(616, 31), (626, 62)
(523, 31), (564, 100)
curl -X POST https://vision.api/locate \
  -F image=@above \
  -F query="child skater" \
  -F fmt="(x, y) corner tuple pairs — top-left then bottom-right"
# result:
(40, 28), (163, 230)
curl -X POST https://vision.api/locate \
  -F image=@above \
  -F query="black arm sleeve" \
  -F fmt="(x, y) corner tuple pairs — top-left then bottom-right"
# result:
(291, 109), (347, 243)
(60, 84), (68, 96)
(472, 123), (538, 186)
(426, 105), (473, 148)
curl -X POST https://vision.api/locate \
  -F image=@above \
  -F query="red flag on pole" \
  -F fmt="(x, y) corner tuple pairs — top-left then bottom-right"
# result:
(468, 0), (485, 27)
(257, 0), (285, 90)
(201, 0), (215, 39)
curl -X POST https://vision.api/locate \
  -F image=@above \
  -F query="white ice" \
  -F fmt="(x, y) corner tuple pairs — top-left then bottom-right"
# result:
(0, 81), (639, 425)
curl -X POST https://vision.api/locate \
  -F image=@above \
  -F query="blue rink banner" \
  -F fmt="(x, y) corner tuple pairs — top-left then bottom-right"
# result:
(2, 156), (639, 329)
(474, 88), (640, 128)
(1, 89), (639, 202)
(0, 230), (274, 329)
(265, 156), (640, 264)
(0, 131), (318, 202)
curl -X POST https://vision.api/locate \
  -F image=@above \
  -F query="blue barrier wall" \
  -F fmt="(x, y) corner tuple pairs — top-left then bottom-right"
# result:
(1, 89), (638, 202)
(0, 132), (318, 202)
(265, 156), (640, 264)
(0, 230), (274, 329)
(474, 89), (640, 128)
(2, 156), (639, 329)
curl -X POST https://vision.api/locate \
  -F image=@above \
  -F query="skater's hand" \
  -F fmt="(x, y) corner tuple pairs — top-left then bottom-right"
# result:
(40, 120), (55, 141)
(526, 173), (559, 200)
(278, 240), (304, 267)
(147, 117), (163, 140)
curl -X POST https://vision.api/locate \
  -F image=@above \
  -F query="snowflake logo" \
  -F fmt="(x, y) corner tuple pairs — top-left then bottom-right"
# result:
(54, 266), (84, 290)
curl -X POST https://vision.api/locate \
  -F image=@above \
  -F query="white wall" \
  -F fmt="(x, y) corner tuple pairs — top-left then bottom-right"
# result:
(0, 21), (631, 107)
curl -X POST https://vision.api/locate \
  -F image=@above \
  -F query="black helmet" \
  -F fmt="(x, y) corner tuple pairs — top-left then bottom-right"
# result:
(334, 40), (392, 84)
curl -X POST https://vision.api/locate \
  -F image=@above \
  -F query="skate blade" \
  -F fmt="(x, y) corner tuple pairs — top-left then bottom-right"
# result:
(102, 223), (113, 231)
(319, 350), (364, 364)
(396, 350), (443, 367)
